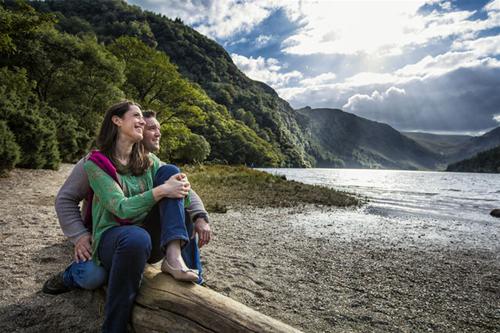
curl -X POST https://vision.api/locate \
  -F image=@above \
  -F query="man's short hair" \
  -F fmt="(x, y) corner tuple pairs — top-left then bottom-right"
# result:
(143, 110), (157, 118)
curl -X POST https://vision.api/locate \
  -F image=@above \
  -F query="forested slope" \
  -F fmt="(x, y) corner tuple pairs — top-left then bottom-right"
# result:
(0, 0), (292, 176)
(446, 145), (500, 173)
(30, 0), (316, 167)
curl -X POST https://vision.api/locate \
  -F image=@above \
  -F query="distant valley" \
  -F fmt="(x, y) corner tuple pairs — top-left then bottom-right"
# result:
(403, 127), (500, 168)
(297, 107), (500, 171)
(296, 107), (441, 169)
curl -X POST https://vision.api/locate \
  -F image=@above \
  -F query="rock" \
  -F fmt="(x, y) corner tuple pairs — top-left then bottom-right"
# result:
(490, 209), (500, 217)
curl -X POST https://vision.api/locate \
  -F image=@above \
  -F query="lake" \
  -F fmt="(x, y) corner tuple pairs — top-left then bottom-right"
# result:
(260, 168), (500, 250)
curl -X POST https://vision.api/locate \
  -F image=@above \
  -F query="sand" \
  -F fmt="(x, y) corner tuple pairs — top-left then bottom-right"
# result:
(0, 165), (499, 332)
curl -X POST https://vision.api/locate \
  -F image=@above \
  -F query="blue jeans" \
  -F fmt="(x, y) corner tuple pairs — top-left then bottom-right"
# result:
(181, 216), (203, 284)
(97, 164), (199, 333)
(143, 204), (203, 284)
(62, 259), (107, 290)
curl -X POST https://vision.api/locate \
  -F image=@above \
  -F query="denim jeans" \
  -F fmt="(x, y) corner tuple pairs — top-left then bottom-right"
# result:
(142, 204), (203, 284)
(181, 216), (203, 284)
(62, 259), (107, 290)
(97, 164), (198, 333)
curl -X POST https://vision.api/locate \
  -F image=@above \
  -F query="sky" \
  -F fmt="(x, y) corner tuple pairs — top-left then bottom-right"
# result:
(127, 0), (500, 135)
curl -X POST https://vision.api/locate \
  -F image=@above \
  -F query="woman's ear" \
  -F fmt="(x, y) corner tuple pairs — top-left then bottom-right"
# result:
(111, 115), (122, 127)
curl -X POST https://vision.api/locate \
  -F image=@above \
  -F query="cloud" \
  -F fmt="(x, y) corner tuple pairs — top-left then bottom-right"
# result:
(127, 0), (279, 39)
(224, 37), (248, 47)
(391, 34), (500, 80)
(279, 0), (500, 56)
(440, 1), (452, 11)
(300, 72), (337, 86)
(254, 34), (272, 48)
(280, 1), (426, 55)
(451, 34), (500, 56)
(281, 54), (500, 132)
(486, 0), (500, 11)
(231, 53), (302, 88)
(280, 27), (500, 131)
(343, 87), (407, 112)
(130, 1), (499, 57)
(344, 72), (400, 87)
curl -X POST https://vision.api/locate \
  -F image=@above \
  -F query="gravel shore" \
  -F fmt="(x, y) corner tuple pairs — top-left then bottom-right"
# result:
(0, 165), (498, 332)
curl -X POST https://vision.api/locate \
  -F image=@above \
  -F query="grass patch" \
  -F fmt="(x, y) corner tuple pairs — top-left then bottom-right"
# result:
(183, 165), (360, 212)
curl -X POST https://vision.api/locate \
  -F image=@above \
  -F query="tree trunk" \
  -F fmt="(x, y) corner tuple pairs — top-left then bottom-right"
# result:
(131, 265), (303, 333)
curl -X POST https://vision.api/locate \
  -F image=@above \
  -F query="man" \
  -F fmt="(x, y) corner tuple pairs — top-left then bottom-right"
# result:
(43, 111), (211, 294)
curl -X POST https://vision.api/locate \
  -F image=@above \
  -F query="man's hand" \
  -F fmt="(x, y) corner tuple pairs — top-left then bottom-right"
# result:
(161, 173), (191, 198)
(74, 233), (92, 262)
(192, 218), (211, 248)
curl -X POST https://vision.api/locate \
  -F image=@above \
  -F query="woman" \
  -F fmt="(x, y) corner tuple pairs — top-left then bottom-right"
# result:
(85, 100), (198, 333)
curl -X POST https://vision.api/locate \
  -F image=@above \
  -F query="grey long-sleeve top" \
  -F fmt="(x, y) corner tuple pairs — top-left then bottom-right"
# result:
(55, 157), (209, 244)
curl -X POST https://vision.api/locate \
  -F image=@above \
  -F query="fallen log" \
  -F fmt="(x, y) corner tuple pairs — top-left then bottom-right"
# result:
(131, 265), (303, 333)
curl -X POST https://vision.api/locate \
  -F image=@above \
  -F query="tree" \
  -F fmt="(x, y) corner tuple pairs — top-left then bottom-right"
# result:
(0, 120), (20, 175)
(0, 67), (60, 170)
(0, 1), (55, 54)
(1, 3), (126, 161)
(173, 133), (210, 164)
(108, 36), (205, 126)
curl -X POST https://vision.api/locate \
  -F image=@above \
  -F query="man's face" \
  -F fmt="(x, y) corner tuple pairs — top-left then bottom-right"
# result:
(142, 117), (161, 153)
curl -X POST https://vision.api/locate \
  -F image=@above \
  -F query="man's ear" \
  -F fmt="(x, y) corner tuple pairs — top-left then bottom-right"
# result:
(111, 115), (122, 127)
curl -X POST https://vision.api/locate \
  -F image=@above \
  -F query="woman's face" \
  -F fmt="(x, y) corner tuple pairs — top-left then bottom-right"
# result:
(114, 105), (145, 142)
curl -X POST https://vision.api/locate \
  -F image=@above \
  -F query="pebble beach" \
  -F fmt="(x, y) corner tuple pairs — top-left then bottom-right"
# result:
(0, 165), (498, 332)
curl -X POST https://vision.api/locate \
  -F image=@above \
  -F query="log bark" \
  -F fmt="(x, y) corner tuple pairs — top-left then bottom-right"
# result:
(131, 265), (303, 333)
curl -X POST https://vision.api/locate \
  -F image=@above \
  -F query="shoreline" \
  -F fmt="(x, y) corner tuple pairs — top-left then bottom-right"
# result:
(0, 165), (498, 332)
(204, 205), (499, 332)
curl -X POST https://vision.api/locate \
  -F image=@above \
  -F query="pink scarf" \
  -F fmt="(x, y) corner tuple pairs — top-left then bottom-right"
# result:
(83, 150), (133, 231)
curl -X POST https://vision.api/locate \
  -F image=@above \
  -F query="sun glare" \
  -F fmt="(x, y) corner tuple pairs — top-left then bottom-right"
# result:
(283, 1), (428, 55)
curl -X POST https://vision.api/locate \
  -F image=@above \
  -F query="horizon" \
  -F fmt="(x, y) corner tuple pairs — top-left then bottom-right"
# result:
(127, 0), (500, 135)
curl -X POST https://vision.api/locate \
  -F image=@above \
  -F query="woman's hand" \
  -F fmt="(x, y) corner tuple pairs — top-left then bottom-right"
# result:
(161, 173), (191, 198)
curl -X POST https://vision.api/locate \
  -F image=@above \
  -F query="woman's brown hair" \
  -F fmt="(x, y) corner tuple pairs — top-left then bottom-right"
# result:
(96, 100), (151, 176)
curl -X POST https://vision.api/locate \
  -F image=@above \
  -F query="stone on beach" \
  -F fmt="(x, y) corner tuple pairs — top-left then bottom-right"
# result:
(490, 209), (500, 217)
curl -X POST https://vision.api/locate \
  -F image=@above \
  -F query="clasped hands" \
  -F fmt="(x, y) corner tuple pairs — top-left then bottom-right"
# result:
(161, 172), (191, 198)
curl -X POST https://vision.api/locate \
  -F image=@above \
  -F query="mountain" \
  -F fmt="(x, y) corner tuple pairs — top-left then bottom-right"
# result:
(30, 0), (315, 167)
(17, 0), (496, 171)
(404, 127), (500, 165)
(297, 107), (442, 169)
(446, 145), (500, 173)
(448, 127), (500, 164)
(402, 132), (472, 157)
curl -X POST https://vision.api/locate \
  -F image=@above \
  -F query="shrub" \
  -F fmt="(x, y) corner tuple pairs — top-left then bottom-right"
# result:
(174, 133), (210, 164)
(0, 121), (20, 175)
(8, 111), (60, 170)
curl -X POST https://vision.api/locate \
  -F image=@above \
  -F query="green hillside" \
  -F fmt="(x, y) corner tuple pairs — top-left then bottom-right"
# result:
(29, 0), (315, 167)
(0, 0), (287, 175)
(402, 132), (472, 157)
(404, 127), (500, 166)
(297, 107), (442, 169)
(448, 127), (500, 164)
(446, 145), (500, 173)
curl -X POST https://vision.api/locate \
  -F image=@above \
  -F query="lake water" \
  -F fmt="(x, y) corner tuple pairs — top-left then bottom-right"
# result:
(260, 168), (500, 250)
